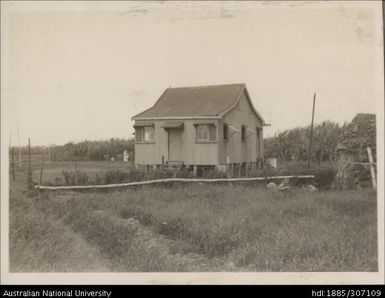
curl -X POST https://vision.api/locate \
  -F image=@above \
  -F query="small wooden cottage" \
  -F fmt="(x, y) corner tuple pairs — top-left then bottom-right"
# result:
(131, 84), (265, 169)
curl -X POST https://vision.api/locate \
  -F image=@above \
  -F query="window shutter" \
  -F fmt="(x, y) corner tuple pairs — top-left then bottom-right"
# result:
(149, 126), (154, 141)
(135, 127), (143, 142)
(209, 125), (216, 141)
(196, 125), (201, 141)
(223, 124), (228, 140)
(241, 126), (246, 141)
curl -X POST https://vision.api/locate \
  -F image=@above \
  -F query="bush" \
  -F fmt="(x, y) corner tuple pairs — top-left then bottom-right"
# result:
(94, 174), (103, 185)
(333, 163), (372, 190)
(103, 170), (133, 184)
(311, 168), (337, 189)
(62, 170), (89, 186)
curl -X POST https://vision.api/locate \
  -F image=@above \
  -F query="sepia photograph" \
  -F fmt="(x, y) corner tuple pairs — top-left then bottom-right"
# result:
(1, 0), (384, 285)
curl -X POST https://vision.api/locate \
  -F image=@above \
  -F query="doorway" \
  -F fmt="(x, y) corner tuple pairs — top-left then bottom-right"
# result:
(168, 128), (183, 161)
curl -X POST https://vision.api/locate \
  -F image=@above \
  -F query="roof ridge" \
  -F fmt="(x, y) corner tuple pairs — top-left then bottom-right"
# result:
(166, 83), (245, 90)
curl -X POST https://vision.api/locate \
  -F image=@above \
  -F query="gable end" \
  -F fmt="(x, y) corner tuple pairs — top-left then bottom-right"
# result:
(219, 86), (265, 124)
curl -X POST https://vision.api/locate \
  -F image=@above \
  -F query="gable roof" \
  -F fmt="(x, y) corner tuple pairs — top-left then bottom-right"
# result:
(132, 83), (264, 123)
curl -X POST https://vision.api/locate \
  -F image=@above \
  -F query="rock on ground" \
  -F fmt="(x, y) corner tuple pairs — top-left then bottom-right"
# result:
(307, 184), (318, 192)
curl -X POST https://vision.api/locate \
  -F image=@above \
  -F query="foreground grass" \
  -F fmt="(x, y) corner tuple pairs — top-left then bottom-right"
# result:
(12, 181), (376, 272)
(9, 178), (112, 272)
(10, 176), (221, 271)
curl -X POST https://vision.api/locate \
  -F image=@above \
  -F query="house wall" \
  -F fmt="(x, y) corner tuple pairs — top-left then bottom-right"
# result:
(218, 91), (264, 165)
(134, 119), (219, 166)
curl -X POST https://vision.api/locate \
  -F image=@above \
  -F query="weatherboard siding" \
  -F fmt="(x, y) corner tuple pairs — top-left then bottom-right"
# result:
(135, 143), (156, 165)
(219, 91), (263, 165)
(181, 120), (219, 165)
(134, 119), (219, 166)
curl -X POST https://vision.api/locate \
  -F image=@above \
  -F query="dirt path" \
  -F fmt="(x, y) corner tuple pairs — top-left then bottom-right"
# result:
(49, 217), (113, 272)
(91, 209), (230, 271)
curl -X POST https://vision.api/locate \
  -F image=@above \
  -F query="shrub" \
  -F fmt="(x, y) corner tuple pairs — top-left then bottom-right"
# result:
(333, 163), (372, 190)
(202, 168), (227, 179)
(311, 168), (337, 189)
(94, 174), (103, 185)
(62, 170), (89, 186)
(103, 170), (132, 184)
(54, 177), (63, 185)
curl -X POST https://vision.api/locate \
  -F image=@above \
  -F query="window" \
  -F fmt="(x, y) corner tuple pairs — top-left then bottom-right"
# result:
(144, 126), (154, 141)
(223, 124), (228, 141)
(135, 125), (154, 142)
(197, 125), (209, 141)
(196, 124), (216, 142)
(241, 125), (246, 141)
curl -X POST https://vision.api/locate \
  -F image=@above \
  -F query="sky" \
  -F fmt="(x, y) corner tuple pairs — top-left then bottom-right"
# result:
(2, 1), (383, 146)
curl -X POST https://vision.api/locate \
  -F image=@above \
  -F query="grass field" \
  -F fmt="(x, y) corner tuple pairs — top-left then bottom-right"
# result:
(8, 158), (378, 272)
(12, 155), (134, 184)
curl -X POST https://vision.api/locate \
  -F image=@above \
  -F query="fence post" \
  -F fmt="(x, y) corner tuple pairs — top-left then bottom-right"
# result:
(18, 144), (22, 167)
(27, 138), (33, 189)
(39, 152), (45, 185)
(161, 156), (165, 178)
(366, 147), (376, 189)
(225, 156), (230, 178)
(11, 147), (15, 181)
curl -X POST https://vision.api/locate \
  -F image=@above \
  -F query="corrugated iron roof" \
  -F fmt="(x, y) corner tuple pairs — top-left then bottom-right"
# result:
(133, 84), (246, 119)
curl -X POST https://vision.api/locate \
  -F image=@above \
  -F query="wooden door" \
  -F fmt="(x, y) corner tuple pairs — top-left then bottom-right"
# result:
(168, 129), (183, 161)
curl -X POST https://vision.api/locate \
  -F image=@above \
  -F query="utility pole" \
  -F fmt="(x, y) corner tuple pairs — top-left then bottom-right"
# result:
(308, 93), (316, 168)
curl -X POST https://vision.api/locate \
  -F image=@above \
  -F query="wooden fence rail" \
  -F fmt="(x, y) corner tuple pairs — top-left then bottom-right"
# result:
(35, 175), (315, 191)
(340, 160), (377, 165)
